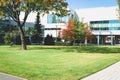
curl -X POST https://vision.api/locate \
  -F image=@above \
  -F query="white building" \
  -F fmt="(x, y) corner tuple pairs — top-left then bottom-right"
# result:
(75, 6), (118, 22)
(76, 6), (120, 45)
(20, 10), (79, 38)
(20, 6), (120, 45)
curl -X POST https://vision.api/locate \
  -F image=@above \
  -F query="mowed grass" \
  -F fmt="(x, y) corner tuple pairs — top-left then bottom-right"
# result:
(0, 46), (120, 80)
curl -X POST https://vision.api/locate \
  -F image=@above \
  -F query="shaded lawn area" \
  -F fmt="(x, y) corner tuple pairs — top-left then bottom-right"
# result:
(0, 46), (120, 80)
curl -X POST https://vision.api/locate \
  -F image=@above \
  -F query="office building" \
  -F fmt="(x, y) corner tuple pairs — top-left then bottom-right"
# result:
(77, 6), (120, 45)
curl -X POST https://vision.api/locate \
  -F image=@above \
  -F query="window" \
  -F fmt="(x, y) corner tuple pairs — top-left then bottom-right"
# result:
(47, 14), (70, 24)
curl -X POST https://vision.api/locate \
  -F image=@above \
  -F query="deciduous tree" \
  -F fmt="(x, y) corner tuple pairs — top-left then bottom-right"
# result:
(84, 23), (94, 44)
(60, 18), (86, 45)
(61, 18), (75, 43)
(0, 0), (68, 50)
(74, 19), (85, 41)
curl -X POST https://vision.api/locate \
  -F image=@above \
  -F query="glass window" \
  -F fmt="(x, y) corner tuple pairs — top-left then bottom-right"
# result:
(47, 14), (70, 24)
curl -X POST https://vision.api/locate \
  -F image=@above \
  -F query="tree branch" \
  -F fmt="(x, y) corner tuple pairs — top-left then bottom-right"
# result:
(22, 11), (29, 27)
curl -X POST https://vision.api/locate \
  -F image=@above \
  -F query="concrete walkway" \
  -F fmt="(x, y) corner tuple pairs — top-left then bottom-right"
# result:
(81, 61), (120, 80)
(0, 72), (27, 80)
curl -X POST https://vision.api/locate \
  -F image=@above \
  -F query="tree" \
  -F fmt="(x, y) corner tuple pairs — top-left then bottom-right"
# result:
(74, 19), (85, 41)
(61, 18), (76, 45)
(60, 18), (86, 45)
(84, 23), (94, 44)
(34, 12), (41, 34)
(34, 12), (42, 44)
(0, 0), (68, 50)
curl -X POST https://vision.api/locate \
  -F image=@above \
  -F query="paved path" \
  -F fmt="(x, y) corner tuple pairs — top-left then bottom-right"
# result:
(81, 61), (120, 80)
(0, 72), (27, 80)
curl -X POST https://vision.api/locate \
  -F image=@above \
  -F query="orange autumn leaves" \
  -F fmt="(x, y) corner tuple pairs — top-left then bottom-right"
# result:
(60, 18), (93, 41)
(61, 18), (76, 41)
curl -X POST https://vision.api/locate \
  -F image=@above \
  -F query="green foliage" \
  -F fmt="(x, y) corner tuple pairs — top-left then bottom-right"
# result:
(0, 0), (69, 50)
(34, 12), (42, 34)
(55, 41), (66, 46)
(61, 18), (76, 41)
(4, 32), (16, 46)
(44, 34), (55, 45)
(25, 28), (37, 35)
(74, 19), (85, 40)
(31, 34), (40, 44)
(4, 33), (10, 44)
(60, 18), (85, 45)
(0, 0), (69, 18)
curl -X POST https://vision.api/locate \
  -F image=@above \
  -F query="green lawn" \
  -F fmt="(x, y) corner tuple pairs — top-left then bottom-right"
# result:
(0, 46), (120, 80)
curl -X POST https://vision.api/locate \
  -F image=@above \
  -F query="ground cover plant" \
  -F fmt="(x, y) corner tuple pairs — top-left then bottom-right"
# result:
(0, 46), (120, 80)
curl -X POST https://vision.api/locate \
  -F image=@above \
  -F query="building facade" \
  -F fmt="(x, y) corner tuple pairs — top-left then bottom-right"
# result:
(41, 9), (79, 38)
(1, 6), (120, 45)
(20, 9), (79, 38)
(77, 6), (120, 45)
(90, 20), (120, 45)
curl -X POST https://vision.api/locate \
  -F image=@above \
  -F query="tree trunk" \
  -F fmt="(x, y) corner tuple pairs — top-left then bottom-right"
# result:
(18, 25), (27, 50)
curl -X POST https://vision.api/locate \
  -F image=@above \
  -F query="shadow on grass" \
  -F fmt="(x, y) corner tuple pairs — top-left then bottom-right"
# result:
(75, 46), (120, 53)
(28, 46), (120, 54)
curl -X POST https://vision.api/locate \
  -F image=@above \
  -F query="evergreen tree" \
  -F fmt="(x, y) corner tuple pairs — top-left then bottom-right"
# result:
(34, 12), (42, 34)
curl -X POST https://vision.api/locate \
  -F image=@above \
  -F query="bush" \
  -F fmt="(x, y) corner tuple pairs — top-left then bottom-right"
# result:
(15, 35), (31, 45)
(25, 36), (31, 45)
(0, 34), (4, 44)
(55, 41), (66, 46)
(15, 35), (21, 45)
(4, 32), (15, 46)
(31, 34), (40, 44)
(44, 34), (55, 45)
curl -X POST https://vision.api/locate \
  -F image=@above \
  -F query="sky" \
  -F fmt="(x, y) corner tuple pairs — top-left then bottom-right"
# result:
(66, 0), (118, 9)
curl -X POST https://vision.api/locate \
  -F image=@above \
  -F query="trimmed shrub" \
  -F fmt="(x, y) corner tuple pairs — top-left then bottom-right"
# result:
(31, 34), (40, 44)
(44, 34), (55, 45)
(15, 35), (31, 45)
